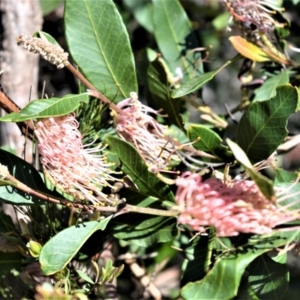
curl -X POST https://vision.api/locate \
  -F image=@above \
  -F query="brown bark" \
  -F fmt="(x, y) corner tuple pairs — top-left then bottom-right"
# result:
(0, 0), (42, 160)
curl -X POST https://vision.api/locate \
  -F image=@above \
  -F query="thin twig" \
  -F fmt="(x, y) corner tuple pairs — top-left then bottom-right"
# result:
(4, 172), (179, 217)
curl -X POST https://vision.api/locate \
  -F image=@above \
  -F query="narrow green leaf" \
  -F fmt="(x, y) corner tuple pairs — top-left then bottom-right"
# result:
(106, 136), (175, 201)
(253, 71), (289, 102)
(237, 85), (299, 163)
(172, 70), (215, 98)
(248, 254), (289, 299)
(187, 124), (232, 160)
(147, 57), (184, 129)
(0, 94), (89, 122)
(64, 0), (137, 102)
(40, 217), (111, 275)
(0, 149), (49, 205)
(76, 270), (95, 284)
(181, 231), (299, 300)
(171, 60), (232, 98)
(226, 139), (274, 200)
(152, 0), (203, 79)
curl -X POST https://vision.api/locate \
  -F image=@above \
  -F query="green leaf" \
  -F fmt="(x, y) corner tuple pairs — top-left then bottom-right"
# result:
(171, 60), (232, 98)
(35, 31), (61, 47)
(152, 0), (203, 79)
(0, 94), (89, 122)
(76, 270), (95, 284)
(181, 235), (213, 286)
(147, 57), (184, 129)
(187, 124), (232, 160)
(181, 230), (299, 300)
(39, 217), (111, 275)
(0, 149), (49, 205)
(112, 215), (177, 247)
(273, 168), (298, 184)
(64, 0), (137, 102)
(39, 0), (62, 16)
(124, 0), (153, 33)
(248, 254), (289, 299)
(237, 85), (299, 163)
(212, 12), (230, 31)
(253, 71), (289, 102)
(106, 136), (175, 201)
(226, 139), (274, 200)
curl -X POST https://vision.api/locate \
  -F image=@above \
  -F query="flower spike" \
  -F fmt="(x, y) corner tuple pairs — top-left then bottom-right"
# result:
(175, 172), (300, 237)
(113, 92), (181, 174)
(34, 114), (123, 205)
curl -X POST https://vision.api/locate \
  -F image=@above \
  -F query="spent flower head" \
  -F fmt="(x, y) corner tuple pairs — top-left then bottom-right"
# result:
(34, 113), (122, 205)
(175, 172), (300, 237)
(113, 92), (181, 173)
(222, 0), (285, 41)
(17, 34), (69, 69)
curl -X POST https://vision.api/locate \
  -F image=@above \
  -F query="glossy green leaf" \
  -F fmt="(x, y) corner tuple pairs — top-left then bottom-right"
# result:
(248, 254), (289, 299)
(64, 0), (137, 102)
(111, 192), (177, 247)
(237, 85), (299, 163)
(147, 57), (184, 129)
(106, 136), (175, 201)
(187, 124), (232, 160)
(171, 60), (232, 98)
(253, 71), (289, 102)
(112, 215), (177, 247)
(0, 94), (89, 122)
(181, 230), (300, 300)
(226, 139), (274, 200)
(181, 235), (212, 286)
(152, 0), (203, 79)
(124, 0), (153, 33)
(40, 217), (111, 275)
(0, 149), (49, 205)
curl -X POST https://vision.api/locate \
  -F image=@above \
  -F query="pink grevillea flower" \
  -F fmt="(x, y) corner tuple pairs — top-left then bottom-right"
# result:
(222, 0), (284, 38)
(175, 172), (300, 237)
(113, 92), (180, 173)
(34, 114), (122, 204)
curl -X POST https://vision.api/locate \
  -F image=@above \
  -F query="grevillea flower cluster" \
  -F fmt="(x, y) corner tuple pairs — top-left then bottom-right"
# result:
(222, 0), (284, 41)
(34, 114), (122, 205)
(175, 172), (300, 236)
(113, 92), (181, 173)
(17, 34), (69, 69)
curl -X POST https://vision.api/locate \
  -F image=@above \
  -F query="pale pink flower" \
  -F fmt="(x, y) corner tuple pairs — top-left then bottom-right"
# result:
(113, 92), (181, 173)
(34, 113), (122, 204)
(175, 172), (300, 237)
